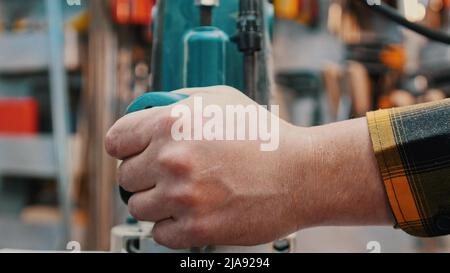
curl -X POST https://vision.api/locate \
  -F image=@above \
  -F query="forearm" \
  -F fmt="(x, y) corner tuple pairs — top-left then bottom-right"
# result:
(299, 118), (394, 228)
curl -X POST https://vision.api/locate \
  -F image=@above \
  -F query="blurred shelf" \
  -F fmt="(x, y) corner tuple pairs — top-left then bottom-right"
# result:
(0, 0), (75, 249)
(0, 32), (80, 75)
(0, 135), (81, 179)
(0, 216), (61, 251)
(0, 32), (50, 74)
(0, 135), (57, 178)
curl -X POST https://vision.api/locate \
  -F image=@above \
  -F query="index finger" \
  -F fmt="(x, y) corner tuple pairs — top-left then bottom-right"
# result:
(104, 87), (214, 159)
(105, 107), (167, 160)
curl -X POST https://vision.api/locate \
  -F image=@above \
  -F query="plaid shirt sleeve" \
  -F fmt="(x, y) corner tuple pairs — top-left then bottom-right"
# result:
(367, 99), (450, 237)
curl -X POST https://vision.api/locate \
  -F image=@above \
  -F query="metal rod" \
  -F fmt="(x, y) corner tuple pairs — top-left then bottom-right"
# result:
(196, 0), (219, 26)
(256, 0), (271, 106)
(200, 6), (213, 26)
(236, 0), (262, 101)
(46, 0), (72, 248)
(244, 53), (257, 100)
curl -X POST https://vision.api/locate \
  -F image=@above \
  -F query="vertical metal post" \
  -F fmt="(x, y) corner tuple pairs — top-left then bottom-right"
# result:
(236, 0), (263, 102)
(257, 1), (273, 106)
(46, 0), (72, 248)
(244, 54), (257, 100)
(86, 0), (118, 250)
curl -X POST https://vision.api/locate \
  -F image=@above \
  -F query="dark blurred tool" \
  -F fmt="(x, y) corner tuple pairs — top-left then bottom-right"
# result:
(363, 0), (450, 45)
(233, 0), (263, 100)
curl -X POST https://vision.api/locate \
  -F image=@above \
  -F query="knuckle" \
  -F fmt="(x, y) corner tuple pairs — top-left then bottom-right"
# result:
(156, 115), (177, 135)
(133, 115), (155, 141)
(116, 162), (134, 192)
(185, 220), (209, 243)
(171, 188), (198, 208)
(157, 147), (193, 175)
(152, 226), (186, 249)
(151, 226), (165, 245)
(128, 198), (143, 220)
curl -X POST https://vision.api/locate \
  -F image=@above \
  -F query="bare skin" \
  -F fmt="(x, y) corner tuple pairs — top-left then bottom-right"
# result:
(105, 86), (393, 249)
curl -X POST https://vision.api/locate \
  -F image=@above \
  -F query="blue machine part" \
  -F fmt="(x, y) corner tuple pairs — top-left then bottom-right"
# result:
(152, 0), (244, 91)
(126, 91), (189, 114)
(183, 26), (229, 88)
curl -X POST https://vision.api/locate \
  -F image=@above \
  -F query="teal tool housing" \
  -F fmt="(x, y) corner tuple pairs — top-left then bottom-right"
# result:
(151, 0), (273, 93)
(119, 0), (274, 205)
(183, 26), (229, 87)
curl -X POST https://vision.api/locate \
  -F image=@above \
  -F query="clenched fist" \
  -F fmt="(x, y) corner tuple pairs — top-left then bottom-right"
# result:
(105, 86), (392, 249)
(105, 86), (313, 249)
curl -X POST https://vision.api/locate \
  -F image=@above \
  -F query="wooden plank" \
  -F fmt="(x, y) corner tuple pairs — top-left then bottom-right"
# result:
(85, 0), (119, 251)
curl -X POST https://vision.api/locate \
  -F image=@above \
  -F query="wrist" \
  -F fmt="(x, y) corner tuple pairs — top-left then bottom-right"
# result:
(282, 124), (321, 230)
(304, 118), (394, 228)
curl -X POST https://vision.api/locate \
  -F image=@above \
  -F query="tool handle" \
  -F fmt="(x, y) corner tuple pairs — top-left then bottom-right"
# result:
(119, 92), (189, 204)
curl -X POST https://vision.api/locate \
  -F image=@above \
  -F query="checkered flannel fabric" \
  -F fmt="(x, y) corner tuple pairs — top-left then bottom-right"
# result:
(367, 99), (450, 237)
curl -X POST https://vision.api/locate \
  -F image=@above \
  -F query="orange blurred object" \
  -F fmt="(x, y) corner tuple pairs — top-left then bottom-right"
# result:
(274, 0), (319, 26)
(275, 0), (301, 20)
(442, 0), (450, 9)
(0, 98), (38, 135)
(380, 45), (406, 71)
(112, 0), (130, 24)
(111, 0), (154, 25)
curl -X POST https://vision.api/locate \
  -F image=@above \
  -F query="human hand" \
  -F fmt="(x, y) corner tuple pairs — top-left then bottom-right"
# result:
(105, 86), (313, 249)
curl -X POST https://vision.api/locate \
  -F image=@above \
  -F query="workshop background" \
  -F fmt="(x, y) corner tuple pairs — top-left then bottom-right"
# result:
(0, 0), (449, 252)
